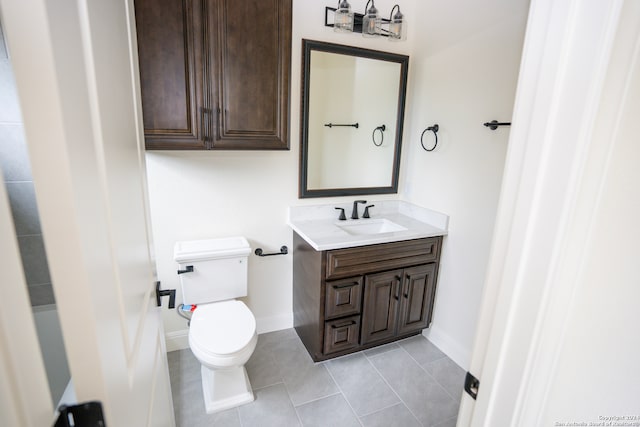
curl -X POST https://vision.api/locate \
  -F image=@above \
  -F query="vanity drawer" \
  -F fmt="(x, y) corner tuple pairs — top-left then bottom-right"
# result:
(325, 277), (363, 319)
(323, 315), (361, 355)
(325, 237), (441, 280)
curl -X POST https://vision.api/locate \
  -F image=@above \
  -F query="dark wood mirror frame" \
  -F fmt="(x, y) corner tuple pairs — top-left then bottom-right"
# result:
(299, 39), (409, 198)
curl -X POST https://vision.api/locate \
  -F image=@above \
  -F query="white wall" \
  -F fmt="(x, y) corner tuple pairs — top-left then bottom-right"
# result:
(402, 10), (528, 368)
(146, 0), (529, 359)
(146, 0), (414, 349)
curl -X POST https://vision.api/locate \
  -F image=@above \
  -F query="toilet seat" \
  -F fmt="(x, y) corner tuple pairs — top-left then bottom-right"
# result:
(189, 300), (256, 357)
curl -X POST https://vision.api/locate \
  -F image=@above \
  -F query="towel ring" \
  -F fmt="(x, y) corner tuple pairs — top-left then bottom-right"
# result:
(420, 124), (439, 151)
(372, 125), (385, 146)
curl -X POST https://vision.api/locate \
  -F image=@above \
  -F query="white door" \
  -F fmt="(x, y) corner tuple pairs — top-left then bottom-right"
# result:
(459, 0), (640, 424)
(0, 0), (175, 425)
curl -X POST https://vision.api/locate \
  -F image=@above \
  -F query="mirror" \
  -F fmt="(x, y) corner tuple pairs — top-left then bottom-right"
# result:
(300, 39), (409, 198)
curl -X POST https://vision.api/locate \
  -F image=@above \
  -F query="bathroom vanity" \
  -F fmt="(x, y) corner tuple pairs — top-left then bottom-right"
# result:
(289, 201), (448, 362)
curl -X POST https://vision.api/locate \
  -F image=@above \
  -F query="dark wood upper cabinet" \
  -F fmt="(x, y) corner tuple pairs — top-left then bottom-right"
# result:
(134, 0), (291, 150)
(135, 0), (204, 149)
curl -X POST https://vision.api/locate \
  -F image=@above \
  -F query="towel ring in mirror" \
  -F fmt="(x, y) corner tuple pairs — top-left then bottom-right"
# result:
(372, 125), (385, 146)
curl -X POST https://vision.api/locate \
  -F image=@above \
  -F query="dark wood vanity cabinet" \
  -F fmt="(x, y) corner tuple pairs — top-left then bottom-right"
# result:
(293, 233), (442, 362)
(134, 0), (291, 150)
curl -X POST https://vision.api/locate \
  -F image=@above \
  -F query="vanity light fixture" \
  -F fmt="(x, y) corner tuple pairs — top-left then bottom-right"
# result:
(388, 5), (406, 41)
(324, 1), (406, 41)
(362, 0), (381, 37)
(334, 0), (354, 33)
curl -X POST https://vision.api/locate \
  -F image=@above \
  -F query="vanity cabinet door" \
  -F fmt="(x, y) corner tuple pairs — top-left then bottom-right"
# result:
(397, 264), (437, 336)
(361, 270), (401, 345)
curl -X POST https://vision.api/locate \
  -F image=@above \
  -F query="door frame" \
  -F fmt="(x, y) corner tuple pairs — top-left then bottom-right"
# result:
(459, 0), (633, 424)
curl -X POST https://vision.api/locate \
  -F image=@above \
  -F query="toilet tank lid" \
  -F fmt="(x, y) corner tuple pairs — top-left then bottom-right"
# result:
(174, 236), (251, 262)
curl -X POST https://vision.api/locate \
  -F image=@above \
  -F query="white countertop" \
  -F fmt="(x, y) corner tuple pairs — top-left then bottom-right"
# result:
(288, 200), (448, 251)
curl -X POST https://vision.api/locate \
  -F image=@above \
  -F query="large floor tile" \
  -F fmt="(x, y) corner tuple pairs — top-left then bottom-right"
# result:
(359, 402), (421, 427)
(295, 394), (359, 427)
(167, 330), (463, 427)
(433, 416), (458, 427)
(271, 336), (338, 406)
(246, 335), (283, 390)
(176, 406), (241, 427)
(237, 383), (301, 427)
(326, 353), (399, 416)
(363, 341), (401, 357)
(424, 356), (466, 401)
(369, 349), (459, 427)
(398, 335), (447, 366)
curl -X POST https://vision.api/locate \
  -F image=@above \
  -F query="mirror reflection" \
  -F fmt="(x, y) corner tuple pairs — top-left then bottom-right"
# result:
(300, 39), (409, 198)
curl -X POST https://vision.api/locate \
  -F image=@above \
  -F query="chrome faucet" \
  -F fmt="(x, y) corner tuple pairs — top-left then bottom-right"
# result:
(351, 200), (367, 219)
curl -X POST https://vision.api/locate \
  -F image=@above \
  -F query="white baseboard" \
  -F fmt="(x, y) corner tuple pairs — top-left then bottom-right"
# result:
(165, 312), (294, 352)
(165, 329), (189, 352)
(423, 324), (470, 371)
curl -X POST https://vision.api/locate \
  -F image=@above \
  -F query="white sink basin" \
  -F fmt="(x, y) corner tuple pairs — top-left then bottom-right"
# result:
(337, 218), (408, 236)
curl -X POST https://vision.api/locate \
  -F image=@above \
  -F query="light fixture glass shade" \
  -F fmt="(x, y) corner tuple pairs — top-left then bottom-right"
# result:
(362, 1), (381, 38)
(388, 6), (405, 41)
(334, 0), (354, 33)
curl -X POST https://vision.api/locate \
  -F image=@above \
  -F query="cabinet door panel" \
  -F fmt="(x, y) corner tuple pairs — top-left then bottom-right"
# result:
(212, 0), (291, 149)
(134, 0), (205, 149)
(397, 263), (437, 335)
(361, 270), (401, 345)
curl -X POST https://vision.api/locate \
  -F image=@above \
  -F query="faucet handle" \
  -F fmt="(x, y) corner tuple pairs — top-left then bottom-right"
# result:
(334, 207), (347, 221)
(363, 204), (375, 218)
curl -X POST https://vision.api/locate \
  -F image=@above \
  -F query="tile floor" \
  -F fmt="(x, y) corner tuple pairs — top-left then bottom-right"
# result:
(168, 329), (465, 427)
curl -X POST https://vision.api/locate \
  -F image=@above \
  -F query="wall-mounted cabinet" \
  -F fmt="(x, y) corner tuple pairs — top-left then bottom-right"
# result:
(293, 233), (442, 362)
(134, 0), (291, 150)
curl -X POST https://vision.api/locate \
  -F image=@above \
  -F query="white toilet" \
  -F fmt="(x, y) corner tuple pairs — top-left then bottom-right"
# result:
(174, 236), (257, 414)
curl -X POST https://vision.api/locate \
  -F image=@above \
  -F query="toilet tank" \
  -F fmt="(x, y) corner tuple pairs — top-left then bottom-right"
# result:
(174, 237), (251, 305)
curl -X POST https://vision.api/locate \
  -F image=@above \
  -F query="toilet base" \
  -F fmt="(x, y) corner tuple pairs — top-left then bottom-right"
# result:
(200, 364), (254, 414)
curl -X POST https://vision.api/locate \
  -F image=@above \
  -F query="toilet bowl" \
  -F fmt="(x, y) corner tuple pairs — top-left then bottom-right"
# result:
(174, 237), (256, 414)
(188, 300), (257, 413)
